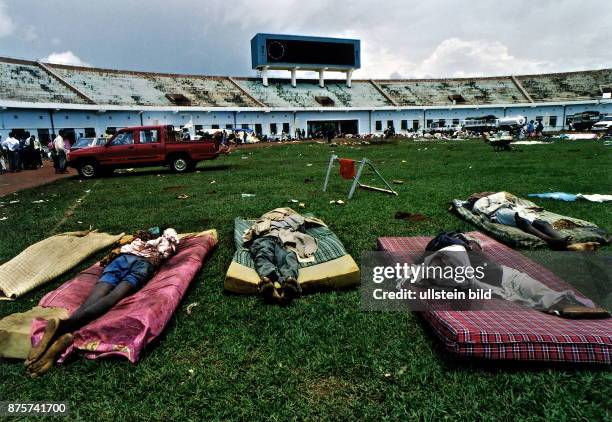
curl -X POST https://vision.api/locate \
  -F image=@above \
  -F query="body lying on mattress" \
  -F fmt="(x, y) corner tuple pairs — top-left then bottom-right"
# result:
(378, 232), (612, 364)
(225, 208), (360, 303)
(12, 229), (218, 378)
(452, 191), (609, 249)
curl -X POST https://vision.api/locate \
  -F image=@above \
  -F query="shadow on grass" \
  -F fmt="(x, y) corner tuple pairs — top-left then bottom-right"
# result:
(68, 164), (234, 180)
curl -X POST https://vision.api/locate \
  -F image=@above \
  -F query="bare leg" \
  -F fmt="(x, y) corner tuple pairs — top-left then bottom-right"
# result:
(58, 280), (135, 334)
(514, 215), (569, 249)
(75, 282), (114, 314)
(26, 281), (135, 369)
(25, 282), (113, 365)
(531, 220), (568, 241)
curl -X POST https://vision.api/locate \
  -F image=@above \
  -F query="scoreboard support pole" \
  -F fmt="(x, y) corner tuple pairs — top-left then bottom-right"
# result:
(346, 69), (353, 88)
(262, 66), (269, 87)
(291, 68), (297, 88)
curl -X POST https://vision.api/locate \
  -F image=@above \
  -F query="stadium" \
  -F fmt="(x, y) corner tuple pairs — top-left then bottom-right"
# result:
(0, 11), (611, 421)
(0, 50), (611, 143)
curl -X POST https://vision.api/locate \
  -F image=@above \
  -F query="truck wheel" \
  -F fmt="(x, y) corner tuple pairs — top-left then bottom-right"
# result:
(78, 161), (98, 178)
(170, 156), (192, 173)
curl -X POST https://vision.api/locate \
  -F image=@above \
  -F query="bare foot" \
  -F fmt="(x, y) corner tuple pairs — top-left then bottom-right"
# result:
(566, 242), (600, 251)
(25, 318), (61, 366)
(27, 333), (73, 378)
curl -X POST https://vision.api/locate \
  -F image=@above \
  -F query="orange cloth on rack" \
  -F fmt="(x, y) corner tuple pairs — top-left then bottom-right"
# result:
(339, 159), (356, 180)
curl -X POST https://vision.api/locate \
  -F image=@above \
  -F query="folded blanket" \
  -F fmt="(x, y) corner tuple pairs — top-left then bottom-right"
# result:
(31, 230), (217, 363)
(0, 231), (124, 300)
(452, 194), (609, 249)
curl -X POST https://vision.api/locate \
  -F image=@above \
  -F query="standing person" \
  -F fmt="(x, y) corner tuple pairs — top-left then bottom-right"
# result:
(49, 134), (59, 173)
(33, 135), (43, 168)
(21, 132), (34, 170)
(53, 130), (69, 174)
(2, 132), (21, 172)
(536, 120), (544, 137)
(0, 135), (6, 174)
(527, 120), (535, 137)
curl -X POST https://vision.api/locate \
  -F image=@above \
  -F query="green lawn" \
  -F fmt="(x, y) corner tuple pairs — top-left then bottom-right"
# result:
(0, 139), (610, 421)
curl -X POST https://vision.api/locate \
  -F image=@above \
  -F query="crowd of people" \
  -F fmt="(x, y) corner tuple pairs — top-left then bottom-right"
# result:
(0, 130), (71, 175)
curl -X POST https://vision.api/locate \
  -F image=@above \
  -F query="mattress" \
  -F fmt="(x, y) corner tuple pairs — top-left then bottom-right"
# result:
(378, 232), (612, 363)
(452, 195), (609, 249)
(29, 230), (217, 363)
(225, 217), (359, 294)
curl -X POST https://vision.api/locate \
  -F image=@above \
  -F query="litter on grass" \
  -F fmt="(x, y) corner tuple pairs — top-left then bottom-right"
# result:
(176, 194), (189, 199)
(529, 192), (612, 202)
(186, 302), (199, 315)
(241, 193), (256, 198)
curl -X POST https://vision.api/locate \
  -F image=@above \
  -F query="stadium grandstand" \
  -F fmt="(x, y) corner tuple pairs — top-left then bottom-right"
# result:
(0, 55), (611, 143)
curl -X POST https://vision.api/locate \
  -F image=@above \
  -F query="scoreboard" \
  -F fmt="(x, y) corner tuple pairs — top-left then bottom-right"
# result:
(251, 34), (361, 70)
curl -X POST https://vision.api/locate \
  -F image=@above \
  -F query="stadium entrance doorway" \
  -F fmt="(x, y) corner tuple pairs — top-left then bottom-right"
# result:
(307, 120), (358, 137)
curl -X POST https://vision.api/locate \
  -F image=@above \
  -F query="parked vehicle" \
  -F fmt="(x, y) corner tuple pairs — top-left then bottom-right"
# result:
(591, 114), (612, 133)
(68, 125), (229, 178)
(568, 111), (600, 131)
(497, 115), (526, 129)
(461, 115), (498, 133)
(71, 137), (107, 151)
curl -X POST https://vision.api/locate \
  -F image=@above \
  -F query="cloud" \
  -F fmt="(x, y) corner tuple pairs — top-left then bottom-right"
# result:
(406, 38), (553, 78)
(3, 0), (612, 77)
(42, 51), (90, 66)
(0, 0), (15, 37)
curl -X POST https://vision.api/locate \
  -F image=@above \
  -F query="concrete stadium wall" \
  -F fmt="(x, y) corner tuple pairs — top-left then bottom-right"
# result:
(1, 102), (610, 140)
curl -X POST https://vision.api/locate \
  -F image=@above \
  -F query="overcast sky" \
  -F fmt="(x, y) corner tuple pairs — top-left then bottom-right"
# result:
(0, 0), (611, 79)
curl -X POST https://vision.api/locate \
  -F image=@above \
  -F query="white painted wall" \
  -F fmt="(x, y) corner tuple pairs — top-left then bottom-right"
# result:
(1, 102), (610, 139)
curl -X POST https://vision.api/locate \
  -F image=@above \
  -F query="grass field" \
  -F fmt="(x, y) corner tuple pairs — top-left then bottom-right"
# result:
(0, 139), (610, 421)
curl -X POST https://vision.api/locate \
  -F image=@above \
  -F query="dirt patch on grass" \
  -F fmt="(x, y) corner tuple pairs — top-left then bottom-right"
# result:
(395, 211), (428, 222)
(304, 376), (358, 404)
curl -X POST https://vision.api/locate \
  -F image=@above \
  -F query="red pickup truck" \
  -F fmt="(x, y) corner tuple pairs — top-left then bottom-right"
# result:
(68, 125), (228, 178)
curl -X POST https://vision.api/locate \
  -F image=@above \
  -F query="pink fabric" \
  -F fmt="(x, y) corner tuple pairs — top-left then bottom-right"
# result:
(378, 232), (612, 363)
(32, 234), (216, 363)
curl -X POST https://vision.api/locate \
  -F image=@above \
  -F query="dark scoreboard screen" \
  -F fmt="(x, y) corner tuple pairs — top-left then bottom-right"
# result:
(251, 34), (360, 69)
(265, 38), (356, 67)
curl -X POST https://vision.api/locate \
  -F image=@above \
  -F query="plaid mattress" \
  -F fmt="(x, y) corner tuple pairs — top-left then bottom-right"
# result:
(452, 198), (609, 249)
(378, 232), (612, 363)
(233, 217), (348, 269)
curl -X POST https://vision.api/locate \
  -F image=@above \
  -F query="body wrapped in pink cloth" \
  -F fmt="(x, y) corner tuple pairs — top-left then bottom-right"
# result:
(31, 232), (217, 363)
